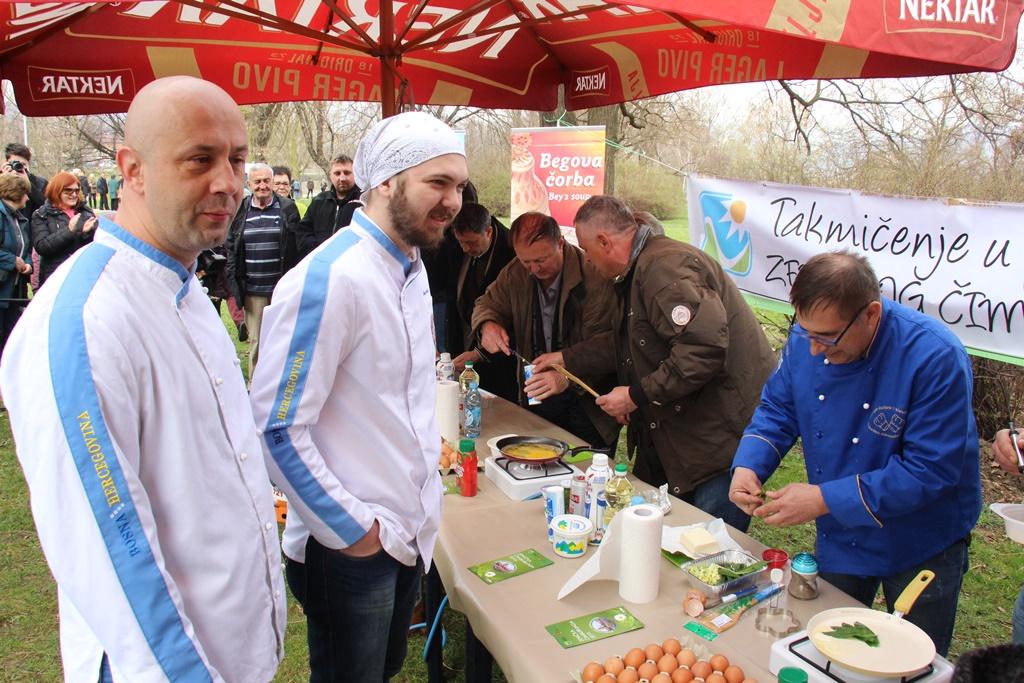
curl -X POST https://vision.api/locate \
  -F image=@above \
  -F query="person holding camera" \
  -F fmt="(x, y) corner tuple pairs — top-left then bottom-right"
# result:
(30, 171), (97, 287)
(3, 143), (47, 222)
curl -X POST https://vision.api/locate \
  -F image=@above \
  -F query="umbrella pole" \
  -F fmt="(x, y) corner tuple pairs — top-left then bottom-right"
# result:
(380, 0), (396, 118)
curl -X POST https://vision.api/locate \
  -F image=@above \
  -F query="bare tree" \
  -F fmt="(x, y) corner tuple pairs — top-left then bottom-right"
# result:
(243, 103), (285, 161)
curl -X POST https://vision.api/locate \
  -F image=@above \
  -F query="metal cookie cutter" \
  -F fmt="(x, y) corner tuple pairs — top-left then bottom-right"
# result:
(755, 606), (801, 637)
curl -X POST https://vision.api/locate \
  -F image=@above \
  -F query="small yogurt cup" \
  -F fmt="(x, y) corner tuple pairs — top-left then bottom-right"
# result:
(550, 514), (593, 558)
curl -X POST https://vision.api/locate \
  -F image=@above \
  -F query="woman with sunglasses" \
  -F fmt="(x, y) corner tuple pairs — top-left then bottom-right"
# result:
(30, 171), (97, 287)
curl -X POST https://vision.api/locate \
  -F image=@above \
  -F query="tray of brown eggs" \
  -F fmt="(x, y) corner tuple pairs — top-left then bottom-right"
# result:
(576, 636), (757, 683)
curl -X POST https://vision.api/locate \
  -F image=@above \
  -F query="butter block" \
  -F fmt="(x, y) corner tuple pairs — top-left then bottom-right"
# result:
(679, 527), (720, 557)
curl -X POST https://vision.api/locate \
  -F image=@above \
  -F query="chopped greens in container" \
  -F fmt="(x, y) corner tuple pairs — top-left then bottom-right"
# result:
(686, 558), (766, 585)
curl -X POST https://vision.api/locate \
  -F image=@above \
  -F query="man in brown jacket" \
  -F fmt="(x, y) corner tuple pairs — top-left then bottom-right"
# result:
(537, 196), (775, 531)
(471, 211), (620, 449)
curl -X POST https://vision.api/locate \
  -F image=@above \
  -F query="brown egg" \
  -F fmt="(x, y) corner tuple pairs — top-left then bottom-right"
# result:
(676, 649), (697, 668)
(605, 656), (626, 676)
(657, 653), (679, 673)
(582, 662), (605, 682)
(638, 660), (660, 680)
(722, 666), (745, 683)
(709, 654), (729, 672)
(662, 638), (682, 656)
(652, 674), (673, 683)
(617, 668), (640, 683)
(645, 643), (665, 662)
(596, 675), (617, 683)
(690, 660), (713, 680)
(624, 648), (646, 669)
(672, 669), (695, 683)
(614, 667), (638, 683)
(706, 674), (727, 683)
(741, 680), (758, 683)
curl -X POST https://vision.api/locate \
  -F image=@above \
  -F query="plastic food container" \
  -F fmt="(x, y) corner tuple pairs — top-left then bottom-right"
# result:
(682, 548), (767, 597)
(991, 503), (1024, 545)
(550, 514), (593, 558)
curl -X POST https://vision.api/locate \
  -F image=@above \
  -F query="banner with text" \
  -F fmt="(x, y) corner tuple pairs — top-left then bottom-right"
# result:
(510, 126), (605, 231)
(687, 175), (1024, 362)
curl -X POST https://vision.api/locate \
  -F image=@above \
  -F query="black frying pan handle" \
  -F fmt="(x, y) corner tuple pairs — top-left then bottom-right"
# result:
(566, 445), (612, 457)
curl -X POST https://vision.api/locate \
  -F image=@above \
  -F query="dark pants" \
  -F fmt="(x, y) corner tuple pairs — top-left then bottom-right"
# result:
(635, 431), (750, 532)
(820, 536), (970, 657)
(111, 198), (119, 210)
(287, 539), (423, 682)
(99, 192), (109, 210)
(0, 300), (25, 358)
(1015, 585), (1024, 644)
(680, 471), (750, 533)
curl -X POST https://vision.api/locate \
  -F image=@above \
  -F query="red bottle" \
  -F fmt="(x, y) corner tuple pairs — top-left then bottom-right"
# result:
(458, 438), (478, 497)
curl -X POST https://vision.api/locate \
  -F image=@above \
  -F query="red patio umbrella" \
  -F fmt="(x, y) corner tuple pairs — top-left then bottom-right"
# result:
(0, 0), (1020, 117)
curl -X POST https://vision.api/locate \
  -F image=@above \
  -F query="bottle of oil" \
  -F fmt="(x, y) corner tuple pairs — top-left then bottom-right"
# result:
(603, 463), (634, 527)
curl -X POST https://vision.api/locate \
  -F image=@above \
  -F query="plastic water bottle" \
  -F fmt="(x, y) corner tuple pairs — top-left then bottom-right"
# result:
(603, 463), (634, 527)
(436, 352), (454, 382)
(584, 453), (610, 545)
(460, 362), (481, 438)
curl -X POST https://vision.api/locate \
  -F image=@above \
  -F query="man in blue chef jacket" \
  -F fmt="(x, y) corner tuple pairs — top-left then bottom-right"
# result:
(729, 250), (980, 656)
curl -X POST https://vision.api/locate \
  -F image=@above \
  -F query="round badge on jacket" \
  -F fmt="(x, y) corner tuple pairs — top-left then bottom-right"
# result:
(671, 305), (691, 327)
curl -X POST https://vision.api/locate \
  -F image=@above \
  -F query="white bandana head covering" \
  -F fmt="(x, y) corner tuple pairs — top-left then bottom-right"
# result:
(354, 111), (465, 195)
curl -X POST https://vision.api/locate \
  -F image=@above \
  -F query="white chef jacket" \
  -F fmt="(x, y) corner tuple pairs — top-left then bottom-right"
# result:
(0, 221), (286, 682)
(250, 208), (442, 568)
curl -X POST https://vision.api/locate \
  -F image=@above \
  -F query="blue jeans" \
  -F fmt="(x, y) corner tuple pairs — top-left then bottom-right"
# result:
(820, 536), (969, 657)
(287, 538), (423, 682)
(1013, 584), (1024, 644)
(682, 471), (751, 533)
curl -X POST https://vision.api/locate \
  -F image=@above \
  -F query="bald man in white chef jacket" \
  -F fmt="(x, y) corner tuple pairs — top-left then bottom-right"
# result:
(0, 77), (286, 682)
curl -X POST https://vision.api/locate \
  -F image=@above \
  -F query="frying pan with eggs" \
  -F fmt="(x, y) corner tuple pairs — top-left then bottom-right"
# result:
(493, 435), (610, 464)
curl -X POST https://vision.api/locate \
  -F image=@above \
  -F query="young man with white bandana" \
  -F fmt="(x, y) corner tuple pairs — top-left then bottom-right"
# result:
(1, 76), (286, 682)
(250, 111), (468, 682)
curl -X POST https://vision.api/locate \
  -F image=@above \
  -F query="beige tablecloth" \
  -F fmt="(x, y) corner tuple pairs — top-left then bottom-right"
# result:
(433, 394), (862, 682)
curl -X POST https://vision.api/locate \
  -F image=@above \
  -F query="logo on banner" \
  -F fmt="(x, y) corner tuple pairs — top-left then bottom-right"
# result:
(570, 68), (609, 99)
(27, 67), (135, 103)
(698, 191), (752, 277)
(884, 0), (1007, 39)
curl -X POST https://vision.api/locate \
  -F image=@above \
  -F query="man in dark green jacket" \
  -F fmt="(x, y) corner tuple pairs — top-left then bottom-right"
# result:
(537, 196), (775, 531)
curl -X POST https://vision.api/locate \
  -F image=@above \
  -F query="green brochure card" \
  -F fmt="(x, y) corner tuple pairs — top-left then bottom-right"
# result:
(545, 606), (644, 649)
(684, 620), (719, 641)
(468, 549), (554, 585)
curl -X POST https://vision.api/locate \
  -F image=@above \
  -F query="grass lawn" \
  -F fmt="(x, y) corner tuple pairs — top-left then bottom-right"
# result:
(2, 281), (1022, 681)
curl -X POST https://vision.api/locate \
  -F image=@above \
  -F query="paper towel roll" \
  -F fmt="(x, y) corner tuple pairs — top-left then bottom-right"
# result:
(435, 380), (460, 446)
(618, 504), (663, 603)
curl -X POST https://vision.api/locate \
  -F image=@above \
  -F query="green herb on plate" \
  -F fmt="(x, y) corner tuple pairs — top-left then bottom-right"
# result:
(822, 621), (880, 647)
